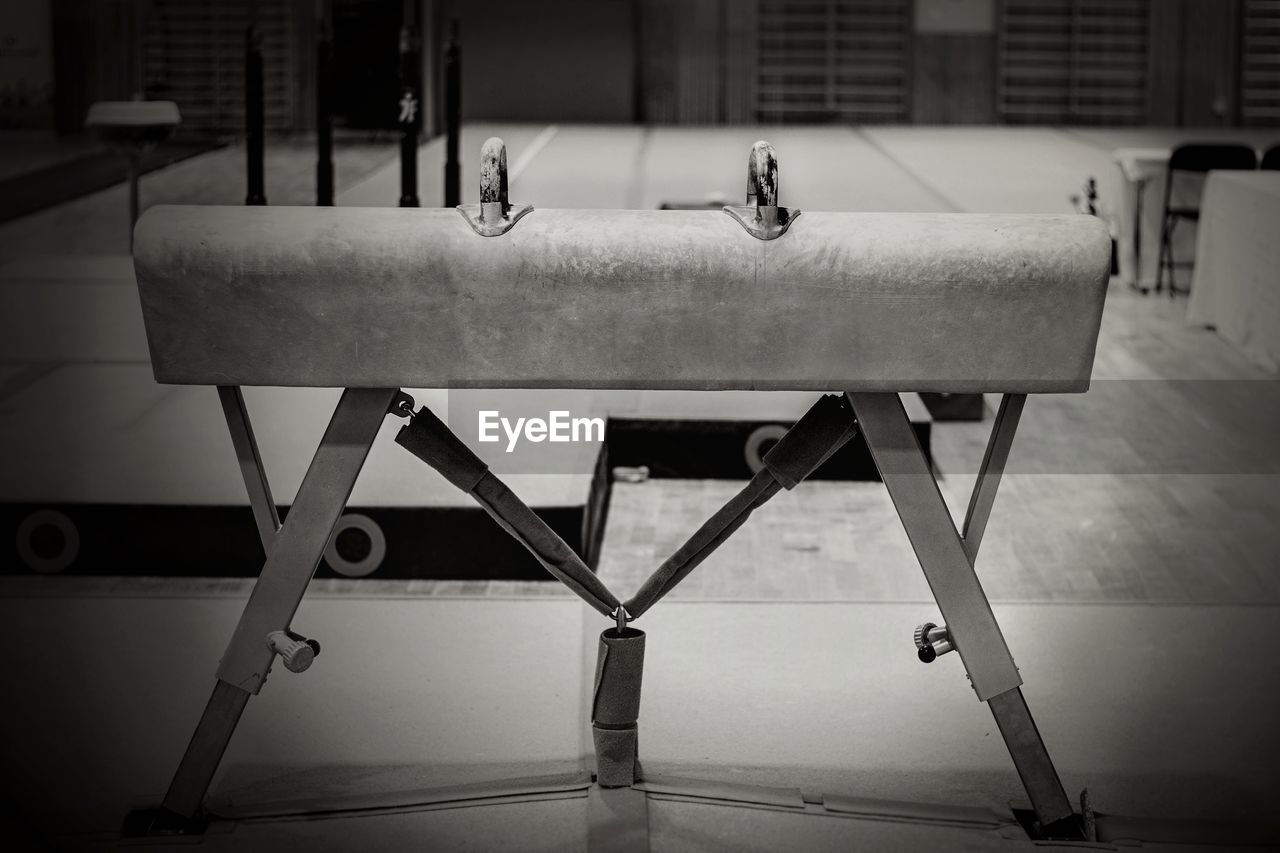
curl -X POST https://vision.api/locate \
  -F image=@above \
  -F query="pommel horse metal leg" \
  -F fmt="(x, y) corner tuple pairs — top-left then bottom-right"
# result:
(218, 386), (281, 548)
(847, 392), (1079, 837)
(161, 386), (397, 819)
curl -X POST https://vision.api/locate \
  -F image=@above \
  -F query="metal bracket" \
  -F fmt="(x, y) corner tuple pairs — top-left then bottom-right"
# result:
(457, 202), (533, 237)
(457, 136), (533, 236)
(723, 140), (800, 241)
(389, 390), (416, 419)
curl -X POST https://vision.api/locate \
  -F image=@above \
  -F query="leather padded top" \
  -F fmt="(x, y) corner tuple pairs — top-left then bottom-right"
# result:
(132, 205), (1110, 393)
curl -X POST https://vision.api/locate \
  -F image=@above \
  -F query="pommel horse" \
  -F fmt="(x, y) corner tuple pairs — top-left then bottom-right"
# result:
(130, 139), (1110, 842)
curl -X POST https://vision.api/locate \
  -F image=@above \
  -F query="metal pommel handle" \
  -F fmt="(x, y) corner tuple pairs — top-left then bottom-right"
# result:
(749, 140), (778, 209)
(479, 136), (509, 223)
(458, 136), (533, 236)
(724, 140), (798, 240)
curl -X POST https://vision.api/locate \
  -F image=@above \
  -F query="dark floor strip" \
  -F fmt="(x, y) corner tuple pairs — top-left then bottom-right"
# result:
(0, 141), (223, 223)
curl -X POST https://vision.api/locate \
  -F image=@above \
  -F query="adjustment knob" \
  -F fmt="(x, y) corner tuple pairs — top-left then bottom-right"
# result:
(913, 621), (953, 663)
(267, 630), (320, 673)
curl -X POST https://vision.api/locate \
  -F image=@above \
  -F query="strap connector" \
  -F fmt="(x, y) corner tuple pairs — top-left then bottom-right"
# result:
(761, 394), (858, 489)
(394, 402), (489, 493)
(612, 606), (630, 633)
(389, 390), (415, 419)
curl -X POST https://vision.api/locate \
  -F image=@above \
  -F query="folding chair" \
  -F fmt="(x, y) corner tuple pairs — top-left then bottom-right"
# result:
(1156, 143), (1257, 296)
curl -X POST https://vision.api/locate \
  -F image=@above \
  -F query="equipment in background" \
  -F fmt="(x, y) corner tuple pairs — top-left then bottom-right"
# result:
(1157, 144), (1258, 296)
(442, 18), (460, 208)
(397, 0), (422, 208)
(316, 1), (335, 207)
(84, 100), (181, 249)
(1074, 177), (1119, 276)
(244, 21), (266, 206)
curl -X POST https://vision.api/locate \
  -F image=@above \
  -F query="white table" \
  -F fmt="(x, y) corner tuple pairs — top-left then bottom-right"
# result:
(1187, 171), (1280, 372)
(1112, 147), (1167, 290)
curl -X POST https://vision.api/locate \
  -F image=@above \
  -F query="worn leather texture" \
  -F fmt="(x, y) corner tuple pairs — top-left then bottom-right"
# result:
(133, 206), (1110, 392)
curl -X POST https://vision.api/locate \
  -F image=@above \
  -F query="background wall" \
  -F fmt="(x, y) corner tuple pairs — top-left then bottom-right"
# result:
(0, 0), (56, 129)
(439, 0), (636, 123)
(638, 0), (757, 125)
(912, 0), (996, 123)
(50, 0), (145, 134)
(1177, 0), (1241, 126)
(30, 0), (1280, 135)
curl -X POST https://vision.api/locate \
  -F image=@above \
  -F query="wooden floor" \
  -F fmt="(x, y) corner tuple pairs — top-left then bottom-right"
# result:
(596, 473), (1280, 605)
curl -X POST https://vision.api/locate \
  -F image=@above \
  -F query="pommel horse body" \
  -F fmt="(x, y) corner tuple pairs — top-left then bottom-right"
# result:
(131, 139), (1110, 842)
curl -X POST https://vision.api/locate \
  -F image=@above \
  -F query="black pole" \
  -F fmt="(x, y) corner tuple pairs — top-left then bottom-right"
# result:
(245, 23), (267, 205)
(443, 18), (460, 208)
(126, 150), (140, 251)
(316, 3), (334, 206)
(398, 1), (422, 208)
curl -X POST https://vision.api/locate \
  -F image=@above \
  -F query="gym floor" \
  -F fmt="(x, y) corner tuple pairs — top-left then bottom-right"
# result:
(0, 125), (1277, 850)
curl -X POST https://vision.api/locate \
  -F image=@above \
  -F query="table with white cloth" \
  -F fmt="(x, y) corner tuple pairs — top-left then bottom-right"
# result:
(1186, 170), (1280, 372)
(1112, 147), (1203, 292)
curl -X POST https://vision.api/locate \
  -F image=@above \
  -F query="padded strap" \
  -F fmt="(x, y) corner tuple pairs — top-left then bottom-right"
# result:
(396, 407), (621, 617)
(472, 472), (621, 617)
(624, 394), (857, 618)
(396, 394), (855, 621)
(624, 470), (780, 619)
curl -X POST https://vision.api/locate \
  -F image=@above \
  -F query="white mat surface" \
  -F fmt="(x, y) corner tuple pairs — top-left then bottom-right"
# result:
(2, 594), (1274, 838)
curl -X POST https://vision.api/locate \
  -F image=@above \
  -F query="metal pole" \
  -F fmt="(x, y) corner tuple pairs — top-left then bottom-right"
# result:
(443, 18), (460, 208)
(398, 0), (422, 208)
(316, 1), (334, 206)
(217, 386), (281, 549)
(245, 23), (267, 206)
(161, 681), (250, 818)
(988, 689), (1080, 836)
(126, 150), (140, 250)
(849, 390), (1080, 836)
